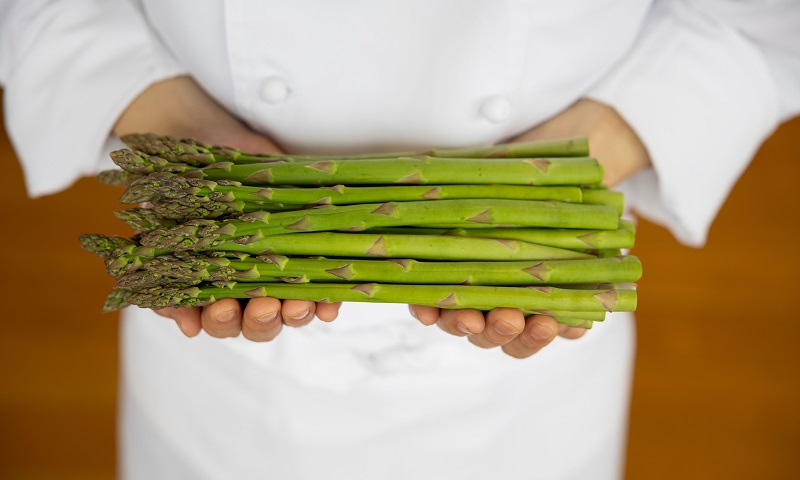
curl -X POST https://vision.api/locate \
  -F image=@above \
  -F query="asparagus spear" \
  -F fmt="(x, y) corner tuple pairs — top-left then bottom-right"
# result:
(83, 229), (596, 269)
(110, 149), (604, 186)
(117, 281), (636, 313)
(369, 222), (635, 250)
(229, 232), (599, 260)
(121, 133), (590, 165)
(137, 199), (619, 249)
(124, 253), (641, 286)
(429, 137), (589, 158)
(580, 188), (624, 215)
(551, 317), (594, 329)
(120, 175), (585, 207)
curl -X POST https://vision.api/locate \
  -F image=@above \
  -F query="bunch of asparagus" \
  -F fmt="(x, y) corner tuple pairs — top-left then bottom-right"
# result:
(82, 134), (641, 328)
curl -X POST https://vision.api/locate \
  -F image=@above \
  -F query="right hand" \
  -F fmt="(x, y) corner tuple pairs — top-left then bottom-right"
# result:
(114, 75), (342, 340)
(408, 99), (650, 358)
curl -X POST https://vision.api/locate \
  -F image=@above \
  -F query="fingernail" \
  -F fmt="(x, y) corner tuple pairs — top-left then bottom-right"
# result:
(495, 320), (519, 336)
(285, 309), (309, 321)
(531, 321), (554, 340)
(216, 309), (237, 324)
(253, 311), (279, 324)
(408, 307), (419, 320)
(456, 322), (471, 335)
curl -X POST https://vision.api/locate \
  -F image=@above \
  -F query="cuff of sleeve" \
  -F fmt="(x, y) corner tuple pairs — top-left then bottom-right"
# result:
(2, 0), (187, 198)
(586, 1), (780, 247)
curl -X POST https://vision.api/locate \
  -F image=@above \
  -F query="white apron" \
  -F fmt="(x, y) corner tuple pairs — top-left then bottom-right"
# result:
(120, 306), (635, 480)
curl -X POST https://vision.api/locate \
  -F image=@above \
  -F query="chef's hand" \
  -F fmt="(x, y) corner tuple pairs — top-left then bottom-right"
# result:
(409, 98), (651, 358)
(114, 75), (342, 340)
(408, 307), (581, 359)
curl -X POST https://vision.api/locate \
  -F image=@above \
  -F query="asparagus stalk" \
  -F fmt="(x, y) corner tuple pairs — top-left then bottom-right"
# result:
(126, 253), (641, 286)
(369, 222), (635, 250)
(110, 149), (604, 186)
(138, 199), (619, 249)
(524, 310), (605, 322)
(551, 317), (594, 329)
(429, 137), (589, 158)
(121, 133), (590, 165)
(81, 232), (597, 281)
(141, 219), (603, 259)
(120, 175), (585, 207)
(238, 254), (643, 286)
(222, 232), (599, 260)
(580, 188), (624, 215)
(117, 281), (636, 313)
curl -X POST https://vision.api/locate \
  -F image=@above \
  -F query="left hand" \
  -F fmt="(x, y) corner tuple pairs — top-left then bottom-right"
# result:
(113, 76), (343, 341)
(409, 98), (651, 358)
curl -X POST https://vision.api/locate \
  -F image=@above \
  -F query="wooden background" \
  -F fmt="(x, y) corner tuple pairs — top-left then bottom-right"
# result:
(1, 98), (798, 478)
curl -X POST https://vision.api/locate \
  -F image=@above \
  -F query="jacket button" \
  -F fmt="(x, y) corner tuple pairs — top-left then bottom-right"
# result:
(260, 77), (290, 104)
(480, 96), (511, 123)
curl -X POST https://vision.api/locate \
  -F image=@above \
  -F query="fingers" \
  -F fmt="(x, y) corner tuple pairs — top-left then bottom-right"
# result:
(241, 297), (283, 342)
(501, 315), (560, 359)
(201, 298), (243, 338)
(408, 305), (440, 326)
(158, 301), (587, 351)
(468, 308), (525, 349)
(154, 297), (339, 342)
(280, 299), (316, 327)
(436, 308), (485, 337)
(315, 302), (342, 322)
(558, 323), (589, 340)
(154, 306), (203, 337)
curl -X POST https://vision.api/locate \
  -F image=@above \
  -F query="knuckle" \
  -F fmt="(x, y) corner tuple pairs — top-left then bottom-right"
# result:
(243, 325), (280, 342)
(561, 327), (589, 340)
(468, 335), (499, 349)
(436, 318), (463, 336)
(501, 343), (532, 359)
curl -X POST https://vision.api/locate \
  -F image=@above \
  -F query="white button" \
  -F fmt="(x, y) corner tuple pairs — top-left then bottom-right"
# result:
(260, 77), (290, 104)
(479, 95), (511, 123)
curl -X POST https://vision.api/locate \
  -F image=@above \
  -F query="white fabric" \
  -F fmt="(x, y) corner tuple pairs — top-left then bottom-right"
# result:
(0, 0), (185, 196)
(121, 306), (635, 480)
(587, 0), (800, 246)
(2, 1), (799, 479)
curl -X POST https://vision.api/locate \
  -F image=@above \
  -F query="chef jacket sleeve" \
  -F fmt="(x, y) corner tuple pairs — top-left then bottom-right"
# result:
(586, 0), (800, 247)
(0, 0), (186, 197)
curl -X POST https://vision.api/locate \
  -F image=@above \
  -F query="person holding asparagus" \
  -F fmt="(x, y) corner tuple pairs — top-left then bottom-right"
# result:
(2, 1), (798, 479)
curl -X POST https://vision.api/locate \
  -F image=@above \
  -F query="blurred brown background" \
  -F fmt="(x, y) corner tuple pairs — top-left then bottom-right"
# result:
(0, 94), (798, 478)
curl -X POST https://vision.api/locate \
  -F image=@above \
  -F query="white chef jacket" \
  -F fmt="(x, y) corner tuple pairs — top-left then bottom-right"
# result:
(2, 1), (799, 479)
